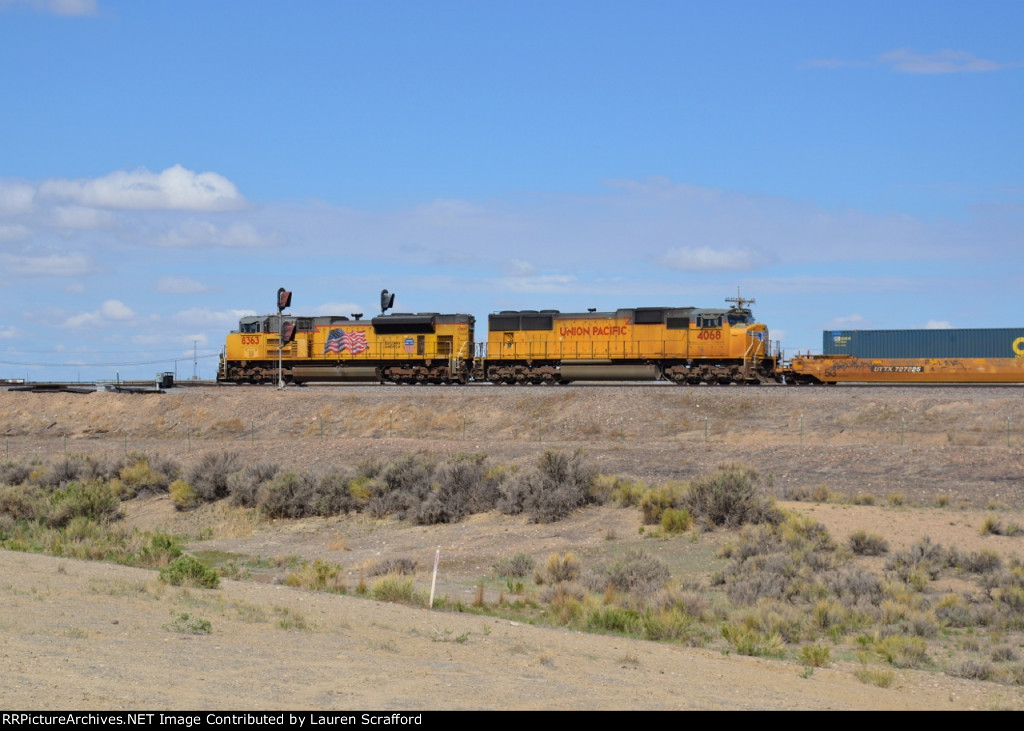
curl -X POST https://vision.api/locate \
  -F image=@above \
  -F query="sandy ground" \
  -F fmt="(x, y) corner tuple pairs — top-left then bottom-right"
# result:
(1, 549), (1017, 711)
(2, 385), (1024, 710)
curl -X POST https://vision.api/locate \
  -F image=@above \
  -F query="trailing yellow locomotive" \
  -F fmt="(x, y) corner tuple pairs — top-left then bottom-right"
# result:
(218, 292), (475, 385)
(476, 296), (774, 384)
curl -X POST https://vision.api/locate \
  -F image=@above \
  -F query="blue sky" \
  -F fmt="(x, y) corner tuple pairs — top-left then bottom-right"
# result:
(1, 0), (1021, 380)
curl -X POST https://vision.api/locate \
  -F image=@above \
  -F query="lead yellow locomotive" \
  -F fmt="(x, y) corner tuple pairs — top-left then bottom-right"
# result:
(476, 296), (775, 384)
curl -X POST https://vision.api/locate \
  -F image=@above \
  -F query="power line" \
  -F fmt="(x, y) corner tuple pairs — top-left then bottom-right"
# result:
(0, 353), (220, 368)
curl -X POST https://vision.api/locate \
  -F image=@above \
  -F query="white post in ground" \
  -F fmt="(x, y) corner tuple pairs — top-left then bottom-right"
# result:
(429, 548), (440, 608)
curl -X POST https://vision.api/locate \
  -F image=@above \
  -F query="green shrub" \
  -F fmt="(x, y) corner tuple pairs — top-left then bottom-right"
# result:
(257, 471), (319, 519)
(119, 454), (178, 495)
(886, 536), (947, 583)
(493, 553), (535, 579)
(826, 569), (884, 607)
(681, 466), (781, 528)
(955, 549), (1003, 574)
(780, 513), (835, 552)
(544, 552), (581, 583)
(370, 574), (424, 606)
(39, 457), (84, 489)
(132, 532), (183, 568)
(660, 507), (693, 534)
(186, 452), (241, 502)
(346, 475), (374, 504)
(586, 606), (641, 634)
(854, 666), (894, 688)
(799, 644), (832, 668)
(227, 463), (280, 508)
(720, 622), (785, 657)
(0, 460), (31, 486)
(947, 659), (993, 681)
(498, 450), (596, 523)
(980, 515), (1024, 537)
(848, 530), (890, 556)
(591, 475), (647, 507)
(168, 480), (198, 510)
(159, 555), (220, 588)
(875, 635), (928, 668)
(313, 471), (357, 516)
(274, 607), (309, 630)
(588, 548), (670, 598)
(284, 558), (345, 592)
(47, 481), (120, 527)
(163, 612), (212, 634)
(639, 606), (699, 642)
(418, 453), (499, 523)
(0, 483), (46, 521)
(639, 484), (684, 525)
(366, 557), (417, 577)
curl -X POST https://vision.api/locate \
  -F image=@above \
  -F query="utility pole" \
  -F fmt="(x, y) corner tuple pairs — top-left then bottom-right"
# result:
(193, 340), (198, 380)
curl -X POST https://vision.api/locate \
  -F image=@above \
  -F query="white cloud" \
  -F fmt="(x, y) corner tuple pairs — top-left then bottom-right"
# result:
(0, 224), (31, 243)
(924, 319), (953, 329)
(503, 259), (537, 277)
(62, 312), (97, 329)
(492, 275), (578, 293)
(0, 182), (35, 214)
(155, 276), (214, 295)
(62, 299), (134, 329)
(64, 282), (86, 294)
(806, 49), (1020, 75)
(0, 0), (98, 15)
(155, 219), (279, 248)
(879, 48), (1016, 74)
(659, 246), (776, 272)
(171, 307), (256, 329)
(0, 252), (96, 276)
(411, 198), (486, 226)
(38, 165), (245, 211)
(100, 299), (133, 320)
(47, 205), (117, 230)
(0, 326), (16, 339)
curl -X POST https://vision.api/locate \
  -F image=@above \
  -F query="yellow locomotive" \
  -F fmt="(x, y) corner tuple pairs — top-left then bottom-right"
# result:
(219, 310), (475, 385)
(477, 296), (774, 384)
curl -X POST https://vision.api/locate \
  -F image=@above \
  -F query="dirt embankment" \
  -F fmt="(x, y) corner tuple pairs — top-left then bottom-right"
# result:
(2, 385), (1022, 507)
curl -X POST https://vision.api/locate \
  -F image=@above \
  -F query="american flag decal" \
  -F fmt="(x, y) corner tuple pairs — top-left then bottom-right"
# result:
(324, 329), (369, 354)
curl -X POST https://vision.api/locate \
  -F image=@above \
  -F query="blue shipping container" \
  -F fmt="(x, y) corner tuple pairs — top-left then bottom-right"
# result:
(823, 329), (1024, 359)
